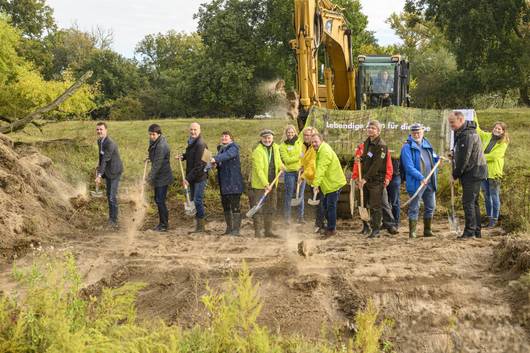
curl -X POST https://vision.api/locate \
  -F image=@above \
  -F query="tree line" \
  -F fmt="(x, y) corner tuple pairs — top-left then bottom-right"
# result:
(0, 0), (528, 122)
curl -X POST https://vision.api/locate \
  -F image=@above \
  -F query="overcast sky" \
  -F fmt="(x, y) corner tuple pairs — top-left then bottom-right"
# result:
(47, 0), (405, 58)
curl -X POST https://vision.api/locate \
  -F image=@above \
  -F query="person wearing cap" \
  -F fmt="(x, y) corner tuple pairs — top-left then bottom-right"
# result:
(147, 124), (174, 232)
(250, 129), (284, 237)
(400, 123), (440, 238)
(311, 133), (347, 237)
(211, 131), (244, 236)
(357, 120), (389, 238)
(279, 124), (303, 224)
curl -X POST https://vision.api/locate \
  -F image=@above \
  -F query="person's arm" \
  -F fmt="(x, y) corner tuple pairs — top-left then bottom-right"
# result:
(352, 144), (362, 180)
(485, 142), (508, 163)
(149, 144), (164, 184)
(97, 140), (116, 177)
(401, 145), (424, 182)
(473, 113), (490, 140)
(452, 134), (475, 179)
(186, 141), (206, 183)
(385, 150), (393, 185)
(252, 148), (269, 187)
(313, 148), (331, 188)
(214, 144), (238, 164)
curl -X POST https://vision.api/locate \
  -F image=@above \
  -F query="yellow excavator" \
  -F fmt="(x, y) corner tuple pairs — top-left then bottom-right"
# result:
(290, 0), (410, 129)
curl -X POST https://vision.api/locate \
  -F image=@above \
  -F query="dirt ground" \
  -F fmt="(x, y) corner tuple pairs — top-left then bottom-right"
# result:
(1, 208), (529, 353)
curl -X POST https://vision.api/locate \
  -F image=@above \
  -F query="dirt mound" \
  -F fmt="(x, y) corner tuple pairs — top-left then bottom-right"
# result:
(0, 133), (79, 260)
(494, 236), (530, 275)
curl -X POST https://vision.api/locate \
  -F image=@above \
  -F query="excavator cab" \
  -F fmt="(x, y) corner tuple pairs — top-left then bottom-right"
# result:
(356, 55), (410, 109)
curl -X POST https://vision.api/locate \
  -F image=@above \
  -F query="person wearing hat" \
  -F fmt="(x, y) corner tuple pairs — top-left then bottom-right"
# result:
(250, 129), (284, 237)
(279, 124), (303, 224)
(311, 132), (347, 237)
(357, 120), (389, 238)
(147, 124), (174, 232)
(400, 123), (440, 238)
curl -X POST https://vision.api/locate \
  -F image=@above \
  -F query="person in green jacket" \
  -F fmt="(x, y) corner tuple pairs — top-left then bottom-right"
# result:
(279, 124), (303, 224)
(475, 115), (509, 228)
(311, 133), (347, 236)
(250, 129), (284, 237)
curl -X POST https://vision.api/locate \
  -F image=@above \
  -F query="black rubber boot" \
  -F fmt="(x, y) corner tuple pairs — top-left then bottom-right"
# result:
(223, 211), (232, 235)
(264, 214), (279, 238)
(409, 219), (418, 239)
(188, 218), (205, 234)
(231, 213), (241, 236)
(423, 218), (434, 237)
(368, 211), (381, 238)
(361, 221), (371, 235)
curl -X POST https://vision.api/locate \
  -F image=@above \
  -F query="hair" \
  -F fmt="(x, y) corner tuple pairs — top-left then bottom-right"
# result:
(311, 132), (323, 141)
(284, 124), (298, 139)
(96, 121), (107, 128)
(303, 126), (318, 135)
(221, 130), (234, 140)
(493, 121), (509, 143)
(367, 120), (382, 131)
(451, 111), (465, 120)
(148, 124), (162, 134)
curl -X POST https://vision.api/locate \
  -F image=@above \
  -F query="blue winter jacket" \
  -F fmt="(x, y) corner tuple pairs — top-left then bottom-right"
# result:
(214, 142), (244, 195)
(400, 136), (439, 194)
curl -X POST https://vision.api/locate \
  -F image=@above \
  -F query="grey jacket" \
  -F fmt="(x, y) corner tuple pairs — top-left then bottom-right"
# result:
(148, 135), (174, 187)
(97, 136), (123, 179)
(452, 121), (488, 182)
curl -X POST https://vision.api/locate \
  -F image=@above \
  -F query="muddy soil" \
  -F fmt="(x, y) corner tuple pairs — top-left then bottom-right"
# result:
(1, 211), (528, 353)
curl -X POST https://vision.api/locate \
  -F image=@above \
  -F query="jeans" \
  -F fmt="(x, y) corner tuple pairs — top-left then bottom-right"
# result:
(323, 189), (341, 231)
(105, 176), (120, 223)
(312, 186), (325, 228)
(221, 194), (241, 213)
(461, 179), (482, 236)
(283, 172), (305, 222)
(154, 185), (169, 226)
(386, 175), (401, 225)
(190, 179), (207, 219)
(407, 183), (436, 221)
(481, 179), (500, 220)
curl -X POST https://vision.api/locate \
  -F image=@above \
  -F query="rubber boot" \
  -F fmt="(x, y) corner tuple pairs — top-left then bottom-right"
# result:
(231, 213), (241, 236)
(409, 219), (418, 239)
(264, 214), (279, 238)
(361, 221), (371, 235)
(253, 215), (263, 237)
(368, 210), (381, 238)
(188, 218), (205, 234)
(223, 211), (232, 235)
(423, 218), (434, 237)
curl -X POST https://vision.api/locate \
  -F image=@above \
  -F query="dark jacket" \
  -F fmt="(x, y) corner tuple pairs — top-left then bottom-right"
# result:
(400, 136), (440, 194)
(97, 136), (123, 179)
(148, 135), (174, 187)
(214, 142), (244, 195)
(361, 136), (388, 183)
(183, 135), (208, 184)
(452, 121), (488, 182)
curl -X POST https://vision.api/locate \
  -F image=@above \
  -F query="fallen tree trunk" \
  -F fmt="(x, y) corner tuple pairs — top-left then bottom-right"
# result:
(0, 71), (93, 135)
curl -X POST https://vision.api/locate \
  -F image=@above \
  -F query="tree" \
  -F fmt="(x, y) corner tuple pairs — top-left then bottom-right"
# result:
(0, 0), (56, 39)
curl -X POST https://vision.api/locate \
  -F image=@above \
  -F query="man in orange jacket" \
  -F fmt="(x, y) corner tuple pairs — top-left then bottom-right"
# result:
(352, 142), (399, 236)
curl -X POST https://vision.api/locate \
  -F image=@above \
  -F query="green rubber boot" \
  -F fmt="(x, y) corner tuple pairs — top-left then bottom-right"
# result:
(409, 219), (418, 239)
(424, 218), (434, 237)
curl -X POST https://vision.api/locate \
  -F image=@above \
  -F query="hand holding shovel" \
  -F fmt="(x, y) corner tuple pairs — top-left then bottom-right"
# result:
(246, 171), (283, 218)
(178, 158), (196, 217)
(307, 188), (320, 206)
(357, 160), (370, 222)
(91, 169), (104, 198)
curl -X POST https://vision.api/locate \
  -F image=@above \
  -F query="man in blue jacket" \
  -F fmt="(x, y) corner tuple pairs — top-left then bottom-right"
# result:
(212, 131), (244, 236)
(400, 124), (439, 238)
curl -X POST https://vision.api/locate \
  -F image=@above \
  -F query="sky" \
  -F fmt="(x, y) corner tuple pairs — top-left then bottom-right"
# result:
(47, 0), (406, 58)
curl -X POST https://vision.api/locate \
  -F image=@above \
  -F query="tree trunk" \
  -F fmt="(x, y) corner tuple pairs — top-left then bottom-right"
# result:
(520, 84), (530, 106)
(0, 71), (93, 134)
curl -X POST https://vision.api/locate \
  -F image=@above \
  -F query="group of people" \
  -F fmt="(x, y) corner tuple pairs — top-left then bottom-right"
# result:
(94, 110), (508, 240)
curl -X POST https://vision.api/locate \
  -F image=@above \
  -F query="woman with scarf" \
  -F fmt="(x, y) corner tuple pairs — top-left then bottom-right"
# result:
(474, 115), (509, 228)
(212, 131), (244, 236)
(279, 125), (303, 224)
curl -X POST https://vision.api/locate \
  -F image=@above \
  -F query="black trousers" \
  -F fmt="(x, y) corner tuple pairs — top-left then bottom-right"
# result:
(364, 181), (384, 211)
(221, 193), (241, 213)
(154, 185), (169, 226)
(461, 179), (482, 236)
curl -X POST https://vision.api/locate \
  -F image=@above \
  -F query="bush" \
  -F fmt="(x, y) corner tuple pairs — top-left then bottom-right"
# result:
(109, 95), (146, 121)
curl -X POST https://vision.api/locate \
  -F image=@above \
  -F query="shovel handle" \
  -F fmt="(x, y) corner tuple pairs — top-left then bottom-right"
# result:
(295, 169), (303, 197)
(178, 158), (192, 203)
(265, 170), (283, 196)
(357, 159), (365, 208)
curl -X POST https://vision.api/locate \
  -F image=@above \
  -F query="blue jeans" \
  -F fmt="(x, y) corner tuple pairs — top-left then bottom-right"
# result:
(105, 176), (120, 223)
(154, 185), (169, 226)
(190, 179), (207, 219)
(323, 189), (341, 231)
(386, 175), (401, 225)
(283, 172), (305, 221)
(481, 179), (500, 220)
(407, 183), (436, 221)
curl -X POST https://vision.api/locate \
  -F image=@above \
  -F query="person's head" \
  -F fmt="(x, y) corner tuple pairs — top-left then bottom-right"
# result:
(382, 71), (389, 81)
(148, 124), (162, 142)
(260, 129), (274, 146)
(96, 122), (107, 139)
(284, 124), (297, 140)
(492, 122), (509, 142)
(367, 120), (381, 139)
(311, 133), (323, 150)
(220, 131), (233, 145)
(189, 122), (201, 139)
(447, 111), (466, 131)
(410, 123), (424, 143)
(302, 126), (316, 144)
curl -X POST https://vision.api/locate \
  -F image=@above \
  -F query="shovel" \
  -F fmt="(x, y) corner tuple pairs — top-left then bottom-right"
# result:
(90, 169), (104, 198)
(357, 160), (370, 222)
(246, 171), (283, 218)
(349, 179), (355, 219)
(448, 180), (461, 234)
(307, 188), (320, 206)
(201, 148), (214, 172)
(290, 169), (304, 207)
(402, 159), (442, 208)
(178, 158), (196, 217)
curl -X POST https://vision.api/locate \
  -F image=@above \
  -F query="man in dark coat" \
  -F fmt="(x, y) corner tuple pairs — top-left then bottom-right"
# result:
(448, 111), (488, 239)
(212, 131), (244, 236)
(148, 124), (174, 232)
(95, 122), (123, 228)
(180, 122), (208, 233)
